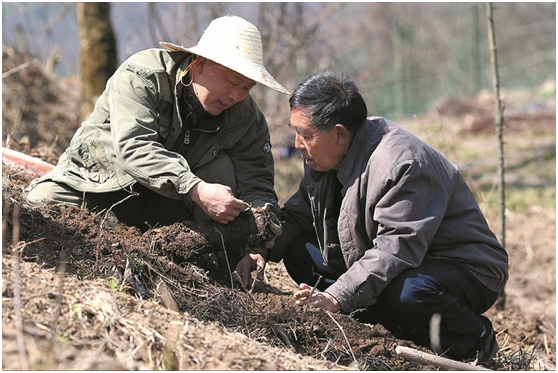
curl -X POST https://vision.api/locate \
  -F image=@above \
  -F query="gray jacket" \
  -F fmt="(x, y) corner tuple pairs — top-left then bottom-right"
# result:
(29, 48), (278, 209)
(272, 117), (508, 312)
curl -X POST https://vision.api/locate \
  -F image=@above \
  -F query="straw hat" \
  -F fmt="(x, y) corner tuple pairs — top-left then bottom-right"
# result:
(160, 15), (290, 95)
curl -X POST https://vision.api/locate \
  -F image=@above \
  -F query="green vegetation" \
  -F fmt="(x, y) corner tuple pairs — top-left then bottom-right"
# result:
(105, 278), (124, 292)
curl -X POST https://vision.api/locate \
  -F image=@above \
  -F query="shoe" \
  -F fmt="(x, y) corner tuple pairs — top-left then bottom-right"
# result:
(477, 315), (498, 362)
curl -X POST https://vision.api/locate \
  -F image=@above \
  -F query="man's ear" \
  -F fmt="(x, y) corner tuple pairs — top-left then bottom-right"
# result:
(334, 124), (350, 145)
(194, 57), (208, 73)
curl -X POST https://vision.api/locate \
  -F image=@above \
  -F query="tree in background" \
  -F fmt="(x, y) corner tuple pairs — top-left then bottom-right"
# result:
(487, 2), (507, 310)
(76, 3), (117, 123)
(252, 2), (343, 127)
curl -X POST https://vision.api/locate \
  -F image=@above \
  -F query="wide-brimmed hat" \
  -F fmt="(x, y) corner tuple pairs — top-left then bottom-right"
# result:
(160, 15), (290, 95)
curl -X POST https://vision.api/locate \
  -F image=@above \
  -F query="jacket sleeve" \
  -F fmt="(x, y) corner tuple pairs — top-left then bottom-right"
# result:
(227, 99), (279, 213)
(326, 159), (451, 311)
(109, 65), (201, 199)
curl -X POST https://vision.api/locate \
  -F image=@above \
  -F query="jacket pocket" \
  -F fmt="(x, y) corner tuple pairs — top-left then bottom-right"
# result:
(66, 130), (111, 183)
(193, 143), (221, 170)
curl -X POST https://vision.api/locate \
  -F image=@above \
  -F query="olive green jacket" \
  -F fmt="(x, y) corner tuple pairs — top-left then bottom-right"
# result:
(30, 48), (278, 210)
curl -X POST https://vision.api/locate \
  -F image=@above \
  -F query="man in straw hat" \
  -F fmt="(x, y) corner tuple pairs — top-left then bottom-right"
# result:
(236, 70), (508, 363)
(26, 15), (289, 233)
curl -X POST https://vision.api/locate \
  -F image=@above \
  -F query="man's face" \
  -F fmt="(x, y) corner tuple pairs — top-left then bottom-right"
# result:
(192, 59), (256, 116)
(289, 109), (351, 172)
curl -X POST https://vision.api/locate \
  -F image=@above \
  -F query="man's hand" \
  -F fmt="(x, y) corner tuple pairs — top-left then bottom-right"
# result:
(259, 203), (282, 250)
(234, 253), (266, 290)
(293, 283), (341, 313)
(189, 181), (247, 224)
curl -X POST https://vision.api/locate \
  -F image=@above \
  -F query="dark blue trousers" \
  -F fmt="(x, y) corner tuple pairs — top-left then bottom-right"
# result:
(282, 236), (499, 360)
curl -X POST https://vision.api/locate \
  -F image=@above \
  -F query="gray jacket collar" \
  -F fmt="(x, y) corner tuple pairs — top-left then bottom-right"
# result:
(337, 118), (383, 191)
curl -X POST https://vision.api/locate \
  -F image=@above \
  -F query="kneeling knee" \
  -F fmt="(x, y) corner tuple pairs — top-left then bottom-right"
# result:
(25, 183), (54, 205)
(25, 181), (82, 206)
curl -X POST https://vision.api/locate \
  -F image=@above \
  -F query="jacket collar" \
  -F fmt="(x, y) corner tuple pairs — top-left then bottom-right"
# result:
(336, 117), (390, 193)
(336, 119), (375, 188)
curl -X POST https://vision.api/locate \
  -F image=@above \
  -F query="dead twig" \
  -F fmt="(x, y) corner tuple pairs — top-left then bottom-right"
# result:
(1, 291), (55, 302)
(99, 191), (138, 229)
(70, 342), (107, 370)
(214, 227), (235, 290)
(300, 275), (322, 342)
(395, 345), (492, 371)
(2, 60), (33, 79)
(11, 205), (30, 370)
(325, 310), (359, 369)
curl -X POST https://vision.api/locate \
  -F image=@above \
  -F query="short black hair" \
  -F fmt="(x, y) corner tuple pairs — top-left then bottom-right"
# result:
(289, 70), (367, 133)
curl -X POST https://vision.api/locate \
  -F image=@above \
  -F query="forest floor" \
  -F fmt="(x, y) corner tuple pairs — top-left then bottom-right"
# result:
(2, 46), (556, 370)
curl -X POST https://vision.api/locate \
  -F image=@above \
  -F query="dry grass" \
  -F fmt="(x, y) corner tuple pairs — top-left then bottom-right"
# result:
(2, 253), (344, 370)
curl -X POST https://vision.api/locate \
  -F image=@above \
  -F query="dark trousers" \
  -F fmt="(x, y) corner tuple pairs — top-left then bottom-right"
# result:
(84, 183), (194, 231)
(282, 236), (499, 359)
(26, 153), (238, 232)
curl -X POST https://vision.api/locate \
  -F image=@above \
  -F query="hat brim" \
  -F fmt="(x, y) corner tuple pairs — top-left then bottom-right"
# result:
(160, 42), (290, 95)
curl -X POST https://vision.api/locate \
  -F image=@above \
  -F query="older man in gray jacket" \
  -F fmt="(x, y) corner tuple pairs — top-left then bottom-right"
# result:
(26, 15), (289, 231)
(236, 70), (508, 362)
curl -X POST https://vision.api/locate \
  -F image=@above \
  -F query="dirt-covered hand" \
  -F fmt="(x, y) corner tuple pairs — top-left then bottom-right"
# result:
(234, 253), (266, 290)
(189, 181), (246, 224)
(294, 283), (341, 313)
(257, 203), (282, 251)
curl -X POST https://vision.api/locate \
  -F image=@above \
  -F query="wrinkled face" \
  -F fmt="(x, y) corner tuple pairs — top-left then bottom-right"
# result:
(289, 109), (352, 172)
(191, 58), (256, 116)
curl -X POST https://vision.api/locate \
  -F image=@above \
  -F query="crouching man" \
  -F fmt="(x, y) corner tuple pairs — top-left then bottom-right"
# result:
(236, 70), (508, 361)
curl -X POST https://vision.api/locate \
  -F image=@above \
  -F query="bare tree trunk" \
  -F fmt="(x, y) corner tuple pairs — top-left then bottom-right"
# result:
(486, 2), (507, 309)
(471, 3), (482, 94)
(76, 2), (117, 123)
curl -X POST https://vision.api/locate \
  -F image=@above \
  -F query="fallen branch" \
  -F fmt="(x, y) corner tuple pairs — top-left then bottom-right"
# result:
(395, 345), (491, 371)
(1, 147), (55, 176)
